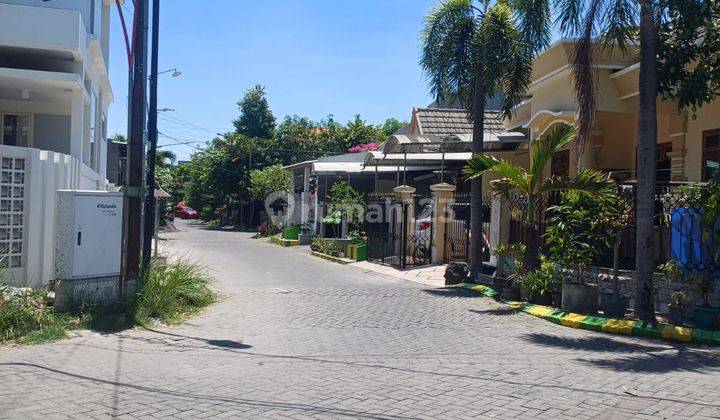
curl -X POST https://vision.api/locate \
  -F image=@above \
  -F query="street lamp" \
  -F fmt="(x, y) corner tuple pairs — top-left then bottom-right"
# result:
(158, 108), (175, 112)
(158, 68), (182, 77)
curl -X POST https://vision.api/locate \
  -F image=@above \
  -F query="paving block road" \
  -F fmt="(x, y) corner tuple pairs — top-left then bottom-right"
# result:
(2, 220), (720, 419)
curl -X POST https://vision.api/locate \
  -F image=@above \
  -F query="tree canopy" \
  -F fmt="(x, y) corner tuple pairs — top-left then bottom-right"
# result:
(233, 85), (277, 139)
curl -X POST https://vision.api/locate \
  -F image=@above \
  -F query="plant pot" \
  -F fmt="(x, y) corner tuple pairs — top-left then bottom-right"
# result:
(298, 233), (314, 246)
(551, 292), (562, 308)
(693, 306), (720, 330)
(668, 305), (683, 326)
(561, 283), (599, 315)
(598, 292), (613, 311)
(520, 284), (531, 302)
(502, 286), (521, 301)
(603, 294), (628, 318)
(530, 291), (553, 306)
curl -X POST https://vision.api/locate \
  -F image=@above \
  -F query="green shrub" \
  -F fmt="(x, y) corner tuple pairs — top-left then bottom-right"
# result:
(522, 261), (558, 295)
(0, 289), (77, 344)
(133, 260), (215, 324)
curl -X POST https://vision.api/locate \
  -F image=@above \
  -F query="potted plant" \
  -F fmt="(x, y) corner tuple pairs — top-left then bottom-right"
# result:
(489, 243), (524, 293)
(497, 244), (525, 301)
(298, 222), (314, 245)
(522, 261), (555, 306)
(545, 191), (618, 315)
(668, 291), (686, 325)
(690, 274), (719, 329)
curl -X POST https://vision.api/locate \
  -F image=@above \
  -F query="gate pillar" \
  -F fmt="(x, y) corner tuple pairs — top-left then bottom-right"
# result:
(430, 183), (456, 265)
(394, 185), (415, 267)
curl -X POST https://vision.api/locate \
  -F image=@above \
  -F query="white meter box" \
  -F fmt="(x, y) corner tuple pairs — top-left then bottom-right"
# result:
(56, 190), (124, 280)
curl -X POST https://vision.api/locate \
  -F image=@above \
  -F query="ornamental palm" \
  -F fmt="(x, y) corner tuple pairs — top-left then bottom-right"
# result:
(514, 0), (658, 320)
(463, 123), (616, 268)
(420, 0), (535, 276)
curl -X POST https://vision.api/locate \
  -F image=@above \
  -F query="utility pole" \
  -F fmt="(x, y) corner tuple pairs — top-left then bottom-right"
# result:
(143, 0), (160, 270)
(122, 0), (149, 295)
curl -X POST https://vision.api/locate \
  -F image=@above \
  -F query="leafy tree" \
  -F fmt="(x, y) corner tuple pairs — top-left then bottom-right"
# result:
(463, 123), (616, 268)
(380, 118), (407, 137)
(658, 0), (720, 115)
(155, 150), (176, 170)
(233, 85), (276, 139)
(322, 181), (366, 235)
(250, 165), (290, 201)
(420, 0), (536, 275)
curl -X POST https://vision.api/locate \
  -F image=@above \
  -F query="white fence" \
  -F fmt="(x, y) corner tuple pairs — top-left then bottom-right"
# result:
(1, 145), (104, 287)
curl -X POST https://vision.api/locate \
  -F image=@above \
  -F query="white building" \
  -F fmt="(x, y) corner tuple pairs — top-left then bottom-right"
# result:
(0, 0), (115, 287)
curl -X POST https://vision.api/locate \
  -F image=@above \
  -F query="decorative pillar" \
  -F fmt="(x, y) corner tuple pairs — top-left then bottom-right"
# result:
(394, 184), (416, 266)
(301, 167), (311, 224)
(430, 183), (456, 265)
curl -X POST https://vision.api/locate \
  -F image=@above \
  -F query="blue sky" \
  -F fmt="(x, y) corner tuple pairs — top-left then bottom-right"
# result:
(108, 0), (439, 160)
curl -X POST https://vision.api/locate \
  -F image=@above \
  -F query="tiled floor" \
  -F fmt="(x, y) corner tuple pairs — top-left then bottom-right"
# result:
(353, 261), (447, 287)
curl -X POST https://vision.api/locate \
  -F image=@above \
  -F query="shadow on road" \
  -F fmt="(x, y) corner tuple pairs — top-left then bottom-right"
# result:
(138, 326), (253, 350)
(421, 288), (485, 298)
(524, 332), (720, 373)
(469, 308), (519, 317)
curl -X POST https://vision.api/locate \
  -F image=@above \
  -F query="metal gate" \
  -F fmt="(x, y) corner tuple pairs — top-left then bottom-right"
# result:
(443, 192), (491, 264)
(365, 193), (433, 269)
(366, 193), (405, 268)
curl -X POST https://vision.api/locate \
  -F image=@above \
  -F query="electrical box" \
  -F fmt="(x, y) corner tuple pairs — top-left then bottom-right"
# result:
(55, 190), (124, 280)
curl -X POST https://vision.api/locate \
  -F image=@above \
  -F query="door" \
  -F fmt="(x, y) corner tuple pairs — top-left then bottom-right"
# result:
(1, 114), (30, 147)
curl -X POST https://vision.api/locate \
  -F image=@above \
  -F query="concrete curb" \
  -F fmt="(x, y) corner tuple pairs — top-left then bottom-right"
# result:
(453, 283), (720, 346)
(310, 251), (354, 265)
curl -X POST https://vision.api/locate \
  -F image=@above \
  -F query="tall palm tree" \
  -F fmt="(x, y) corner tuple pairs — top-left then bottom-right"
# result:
(463, 123), (616, 268)
(420, 0), (534, 276)
(514, 0), (658, 321)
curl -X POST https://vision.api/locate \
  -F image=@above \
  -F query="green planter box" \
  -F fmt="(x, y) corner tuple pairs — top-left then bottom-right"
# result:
(283, 226), (300, 240)
(345, 243), (367, 261)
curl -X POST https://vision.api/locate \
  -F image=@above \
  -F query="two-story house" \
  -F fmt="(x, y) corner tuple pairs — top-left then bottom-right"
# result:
(0, 0), (115, 286)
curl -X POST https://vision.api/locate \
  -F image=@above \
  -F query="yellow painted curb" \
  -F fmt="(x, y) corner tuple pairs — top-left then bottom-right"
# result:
(560, 313), (587, 328)
(662, 325), (693, 342)
(526, 306), (555, 318)
(602, 319), (635, 335)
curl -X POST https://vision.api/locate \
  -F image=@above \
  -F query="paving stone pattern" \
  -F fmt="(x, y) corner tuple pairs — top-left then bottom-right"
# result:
(1, 221), (720, 419)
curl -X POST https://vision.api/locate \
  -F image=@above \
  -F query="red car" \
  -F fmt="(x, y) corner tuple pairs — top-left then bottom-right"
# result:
(174, 203), (199, 219)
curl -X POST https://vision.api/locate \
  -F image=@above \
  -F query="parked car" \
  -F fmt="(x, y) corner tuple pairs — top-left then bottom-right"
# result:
(174, 203), (199, 219)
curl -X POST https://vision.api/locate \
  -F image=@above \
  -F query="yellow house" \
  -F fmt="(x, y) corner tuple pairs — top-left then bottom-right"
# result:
(505, 39), (719, 184)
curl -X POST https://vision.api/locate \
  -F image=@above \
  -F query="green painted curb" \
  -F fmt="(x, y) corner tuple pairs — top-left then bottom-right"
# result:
(454, 283), (720, 346)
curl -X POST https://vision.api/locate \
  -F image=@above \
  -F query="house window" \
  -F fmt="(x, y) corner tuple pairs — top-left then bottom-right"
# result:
(703, 129), (720, 181)
(1, 114), (30, 147)
(551, 150), (570, 176)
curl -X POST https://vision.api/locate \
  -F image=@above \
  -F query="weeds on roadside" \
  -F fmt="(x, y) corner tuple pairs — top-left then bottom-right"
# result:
(0, 259), (215, 345)
(134, 260), (215, 325)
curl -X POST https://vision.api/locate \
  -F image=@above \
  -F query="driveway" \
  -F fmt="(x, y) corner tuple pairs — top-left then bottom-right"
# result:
(1, 220), (720, 419)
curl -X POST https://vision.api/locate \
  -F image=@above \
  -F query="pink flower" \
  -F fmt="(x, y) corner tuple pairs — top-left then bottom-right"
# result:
(347, 142), (379, 153)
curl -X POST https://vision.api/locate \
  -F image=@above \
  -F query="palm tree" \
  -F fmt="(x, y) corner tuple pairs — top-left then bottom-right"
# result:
(155, 149), (176, 170)
(420, 0), (534, 276)
(463, 123), (615, 268)
(513, 0), (657, 320)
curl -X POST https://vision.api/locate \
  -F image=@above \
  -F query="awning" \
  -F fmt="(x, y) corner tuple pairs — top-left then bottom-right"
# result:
(312, 161), (436, 175)
(364, 151), (471, 167)
(381, 132), (527, 154)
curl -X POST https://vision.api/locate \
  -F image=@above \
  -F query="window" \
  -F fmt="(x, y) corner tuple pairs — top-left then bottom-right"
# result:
(703, 129), (720, 181)
(551, 150), (570, 176)
(1, 114), (30, 147)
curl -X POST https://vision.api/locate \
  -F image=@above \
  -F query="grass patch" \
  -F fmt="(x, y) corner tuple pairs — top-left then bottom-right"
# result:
(0, 289), (83, 344)
(0, 259), (215, 345)
(133, 260), (215, 325)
